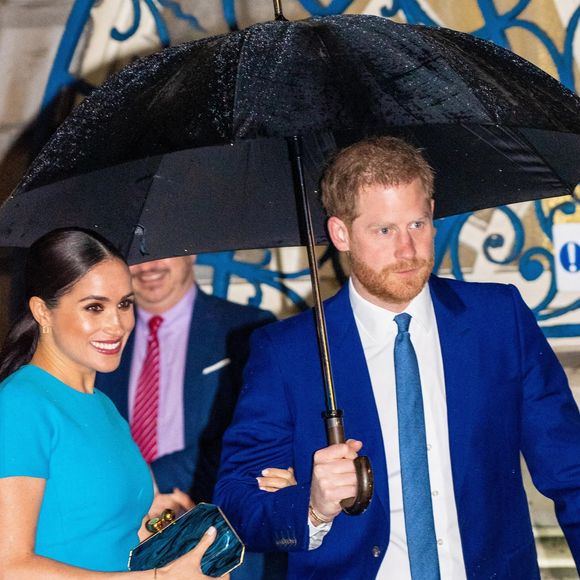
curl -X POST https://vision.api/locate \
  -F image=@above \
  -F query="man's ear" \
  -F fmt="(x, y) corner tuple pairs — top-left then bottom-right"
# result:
(29, 296), (52, 328)
(327, 216), (350, 252)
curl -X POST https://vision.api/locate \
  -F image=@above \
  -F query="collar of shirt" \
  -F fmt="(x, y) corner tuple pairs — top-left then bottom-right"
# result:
(136, 284), (197, 337)
(348, 278), (435, 343)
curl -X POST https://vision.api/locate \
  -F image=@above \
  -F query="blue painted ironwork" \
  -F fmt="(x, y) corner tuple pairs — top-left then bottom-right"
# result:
(40, 0), (580, 337)
(111, 0), (202, 46)
(298, 1), (356, 15)
(197, 246), (347, 310)
(222, 0), (239, 31)
(380, 1), (437, 27)
(111, 0), (142, 42)
(41, 0), (97, 108)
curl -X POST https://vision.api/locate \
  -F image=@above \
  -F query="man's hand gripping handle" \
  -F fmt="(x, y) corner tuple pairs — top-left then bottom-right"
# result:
(324, 410), (374, 515)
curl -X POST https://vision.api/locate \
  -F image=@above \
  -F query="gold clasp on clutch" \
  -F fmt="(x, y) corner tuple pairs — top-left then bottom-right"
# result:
(146, 509), (176, 533)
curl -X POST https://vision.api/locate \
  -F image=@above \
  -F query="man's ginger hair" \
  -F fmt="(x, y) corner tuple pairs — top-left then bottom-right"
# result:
(320, 136), (435, 224)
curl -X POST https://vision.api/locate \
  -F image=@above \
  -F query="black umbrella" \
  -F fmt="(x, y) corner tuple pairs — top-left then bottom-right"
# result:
(2, 13), (580, 258)
(2, 11), (580, 513)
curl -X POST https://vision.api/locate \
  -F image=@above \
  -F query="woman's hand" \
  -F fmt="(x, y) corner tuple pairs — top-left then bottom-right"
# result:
(157, 526), (229, 579)
(256, 467), (297, 492)
(139, 489), (195, 541)
(150, 488), (195, 516)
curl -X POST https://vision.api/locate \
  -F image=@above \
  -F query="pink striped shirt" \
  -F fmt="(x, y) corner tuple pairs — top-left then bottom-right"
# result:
(128, 285), (196, 459)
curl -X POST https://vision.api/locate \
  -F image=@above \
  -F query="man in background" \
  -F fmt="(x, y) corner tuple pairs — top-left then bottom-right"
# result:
(96, 255), (280, 578)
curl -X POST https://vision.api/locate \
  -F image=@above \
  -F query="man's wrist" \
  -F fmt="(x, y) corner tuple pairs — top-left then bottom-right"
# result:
(308, 504), (334, 527)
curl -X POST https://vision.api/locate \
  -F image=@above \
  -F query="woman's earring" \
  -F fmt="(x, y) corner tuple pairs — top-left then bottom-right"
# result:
(41, 326), (51, 334)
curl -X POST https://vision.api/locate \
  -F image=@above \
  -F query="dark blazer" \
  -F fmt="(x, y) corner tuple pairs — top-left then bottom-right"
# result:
(215, 276), (580, 580)
(96, 287), (275, 501)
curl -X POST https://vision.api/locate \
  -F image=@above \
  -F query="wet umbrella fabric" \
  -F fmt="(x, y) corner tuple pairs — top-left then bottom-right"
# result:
(1, 13), (580, 262)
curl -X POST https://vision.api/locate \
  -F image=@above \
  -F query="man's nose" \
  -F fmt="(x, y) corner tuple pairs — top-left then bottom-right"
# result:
(394, 231), (416, 260)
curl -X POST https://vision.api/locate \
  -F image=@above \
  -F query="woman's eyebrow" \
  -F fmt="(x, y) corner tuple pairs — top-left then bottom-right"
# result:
(79, 292), (134, 303)
(79, 295), (110, 302)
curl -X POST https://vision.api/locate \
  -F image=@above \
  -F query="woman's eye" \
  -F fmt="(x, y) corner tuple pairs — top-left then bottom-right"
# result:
(119, 299), (135, 311)
(85, 303), (103, 312)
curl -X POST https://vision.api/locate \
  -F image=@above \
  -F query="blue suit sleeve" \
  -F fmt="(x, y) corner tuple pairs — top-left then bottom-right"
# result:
(214, 328), (311, 553)
(513, 285), (580, 568)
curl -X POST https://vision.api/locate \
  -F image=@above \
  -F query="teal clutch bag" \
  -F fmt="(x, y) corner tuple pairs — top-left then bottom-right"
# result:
(128, 503), (244, 577)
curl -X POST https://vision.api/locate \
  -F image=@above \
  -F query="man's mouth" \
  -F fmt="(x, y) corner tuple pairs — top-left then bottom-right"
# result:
(390, 261), (424, 274)
(134, 269), (167, 283)
(394, 267), (417, 273)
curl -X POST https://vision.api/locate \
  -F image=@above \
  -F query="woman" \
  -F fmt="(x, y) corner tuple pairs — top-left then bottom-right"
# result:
(0, 228), (224, 579)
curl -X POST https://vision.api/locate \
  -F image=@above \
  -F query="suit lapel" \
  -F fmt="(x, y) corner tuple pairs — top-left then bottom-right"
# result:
(182, 289), (216, 443)
(429, 276), (473, 521)
(324, 285), (390, 520)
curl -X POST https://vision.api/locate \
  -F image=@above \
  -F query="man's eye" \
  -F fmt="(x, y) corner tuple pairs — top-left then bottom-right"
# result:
(85, 303), (103, 312)
(378, 227), (390, 235)
(410, 221), (424, 229)
(119, 299), (135, 311)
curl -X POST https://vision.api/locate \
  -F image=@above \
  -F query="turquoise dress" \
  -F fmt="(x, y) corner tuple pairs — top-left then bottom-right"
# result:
(0, 365), (154, 572)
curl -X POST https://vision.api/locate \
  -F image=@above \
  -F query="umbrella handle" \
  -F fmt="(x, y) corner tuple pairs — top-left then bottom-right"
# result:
(324, 411), (374, 515)
(342, 456), (374, 515)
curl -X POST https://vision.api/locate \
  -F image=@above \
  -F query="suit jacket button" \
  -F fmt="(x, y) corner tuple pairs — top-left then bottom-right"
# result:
(372, 546), (381, 558)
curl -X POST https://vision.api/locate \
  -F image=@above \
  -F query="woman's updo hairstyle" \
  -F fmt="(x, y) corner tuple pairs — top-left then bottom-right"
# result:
(0, 228), (125, 382)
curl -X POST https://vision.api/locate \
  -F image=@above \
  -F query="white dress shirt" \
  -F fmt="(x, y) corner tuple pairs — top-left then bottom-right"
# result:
(309, 280), (466, 579)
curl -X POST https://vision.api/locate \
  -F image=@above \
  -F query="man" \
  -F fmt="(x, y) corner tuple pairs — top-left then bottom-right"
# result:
(96, 255), (275, 503)
(214, 136), (580, 579)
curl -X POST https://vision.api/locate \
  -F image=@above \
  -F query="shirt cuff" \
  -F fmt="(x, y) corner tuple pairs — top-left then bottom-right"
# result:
(307, 518), (332, 550)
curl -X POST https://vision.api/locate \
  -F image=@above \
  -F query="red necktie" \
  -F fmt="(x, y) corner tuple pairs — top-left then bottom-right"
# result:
(131, 315), (163, 463)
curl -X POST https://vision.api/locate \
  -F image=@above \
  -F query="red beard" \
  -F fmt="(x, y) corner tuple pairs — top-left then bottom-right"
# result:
(349, 253), (434, 308)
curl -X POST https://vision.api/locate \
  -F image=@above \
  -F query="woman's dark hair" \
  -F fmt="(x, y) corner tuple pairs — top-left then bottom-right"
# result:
(0, 228), (126, 382)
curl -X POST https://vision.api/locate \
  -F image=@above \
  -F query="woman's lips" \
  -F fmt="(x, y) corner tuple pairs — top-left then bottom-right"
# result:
(91, 339), (122, 355)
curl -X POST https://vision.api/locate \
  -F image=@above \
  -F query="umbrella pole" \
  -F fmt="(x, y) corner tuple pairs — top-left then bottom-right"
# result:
(288, 136), (373, 515)
(273, 0), (287, 21)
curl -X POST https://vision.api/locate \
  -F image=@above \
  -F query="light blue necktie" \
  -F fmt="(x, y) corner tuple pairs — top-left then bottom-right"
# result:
(394, 313), (441, 579)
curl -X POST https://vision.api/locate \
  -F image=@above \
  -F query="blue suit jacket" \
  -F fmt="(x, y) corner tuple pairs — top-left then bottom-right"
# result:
(215, 276), (580, 579)
(96, 288), (275, 501)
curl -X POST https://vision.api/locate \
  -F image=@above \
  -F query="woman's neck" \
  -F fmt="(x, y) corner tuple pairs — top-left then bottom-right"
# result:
(30, 346), (95, 394)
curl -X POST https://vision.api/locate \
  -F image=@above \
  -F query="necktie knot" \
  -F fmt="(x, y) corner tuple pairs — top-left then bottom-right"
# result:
(148, 315), (163, 335)
(394, 312), (411, 333)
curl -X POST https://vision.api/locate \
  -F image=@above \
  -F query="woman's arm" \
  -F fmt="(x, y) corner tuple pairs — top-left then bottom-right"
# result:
(256, 467), (297, 492)
(0, 476), (224, 580)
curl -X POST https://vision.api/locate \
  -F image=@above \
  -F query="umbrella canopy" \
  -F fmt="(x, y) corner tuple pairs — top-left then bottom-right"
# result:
(1, 13), (579, 263)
